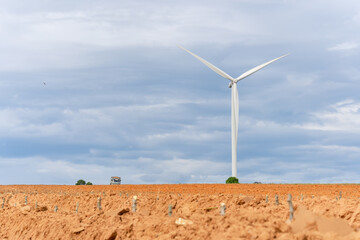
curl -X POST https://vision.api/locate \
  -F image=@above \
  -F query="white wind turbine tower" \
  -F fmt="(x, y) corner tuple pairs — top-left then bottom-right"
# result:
(180, 46), (288, 178)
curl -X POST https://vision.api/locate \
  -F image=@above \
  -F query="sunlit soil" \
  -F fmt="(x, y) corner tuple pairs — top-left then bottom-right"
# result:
(1, 184), (360, 239)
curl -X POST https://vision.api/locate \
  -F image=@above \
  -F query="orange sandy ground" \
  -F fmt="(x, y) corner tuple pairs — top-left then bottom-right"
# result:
(1, 184), (360, 239)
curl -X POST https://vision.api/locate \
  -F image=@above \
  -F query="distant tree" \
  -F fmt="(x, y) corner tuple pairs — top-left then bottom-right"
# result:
(86, 182), (93, 185)
(226, 177), (239, 184)
(75, 179), (86, 185)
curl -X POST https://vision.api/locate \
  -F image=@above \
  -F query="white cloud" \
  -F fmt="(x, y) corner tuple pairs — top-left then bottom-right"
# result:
(0, 155), (229, 184)
(0, 96), (229, 146)
(297, 99), (360, 132)
(140, 115), (229, 146)
(327, 41), (359, 51)
(286, 144), (360, 154)
(0, 156), (136, 184)
(285, 73), (317, 87)
(0, 2), (269, 71)
(237, 159), (360, 184)
(351, 10), (360, 24)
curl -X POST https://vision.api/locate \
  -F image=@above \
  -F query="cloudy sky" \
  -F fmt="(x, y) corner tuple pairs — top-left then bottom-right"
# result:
(1, 0), (360, 184)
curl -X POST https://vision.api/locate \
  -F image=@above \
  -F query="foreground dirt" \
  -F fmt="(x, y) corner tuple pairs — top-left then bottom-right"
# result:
(1, 184), (360, 239)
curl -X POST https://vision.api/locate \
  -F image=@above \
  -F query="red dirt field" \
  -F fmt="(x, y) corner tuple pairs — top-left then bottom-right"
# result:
(1, 184), (360, 239)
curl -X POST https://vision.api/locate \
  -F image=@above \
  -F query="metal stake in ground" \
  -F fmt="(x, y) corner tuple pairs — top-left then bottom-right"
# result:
(35, 201), (38, 209)
(54, 205), (58, 213)
(265, 194), (268, 203)
(97, 197), (102, 210)
(339, 191), (342, 200)
(1, 198), (4, 209)
(275, 194), (279, 205)
(132, 196), (137, 213)
(25, 196), (28, 205)
(220, 203), (226, 216)
(76, 202), (79, 214)
(287, 194), (294, 221)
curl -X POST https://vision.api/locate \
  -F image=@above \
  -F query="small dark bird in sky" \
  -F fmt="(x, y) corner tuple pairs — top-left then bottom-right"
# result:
(43, 82), (46, 85)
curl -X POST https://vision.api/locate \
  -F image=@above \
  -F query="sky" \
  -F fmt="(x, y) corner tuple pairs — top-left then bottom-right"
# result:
(1, 0), (360, 184)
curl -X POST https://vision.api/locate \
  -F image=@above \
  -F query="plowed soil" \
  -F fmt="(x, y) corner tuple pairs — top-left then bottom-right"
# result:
(1, 184), (360, 239)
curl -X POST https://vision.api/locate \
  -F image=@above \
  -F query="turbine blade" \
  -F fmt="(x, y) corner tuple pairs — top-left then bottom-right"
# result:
(236, 54), (289, 82)
(179, 46), (235, 81)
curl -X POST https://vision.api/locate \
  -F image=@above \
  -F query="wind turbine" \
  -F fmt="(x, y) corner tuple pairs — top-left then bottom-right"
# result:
(180, 46), (288, 178)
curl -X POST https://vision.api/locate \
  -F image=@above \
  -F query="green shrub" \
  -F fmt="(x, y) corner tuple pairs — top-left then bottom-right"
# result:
(86, 182), (93, 185)
(226, 177), (239, 184)
(75, 179), (86, 185)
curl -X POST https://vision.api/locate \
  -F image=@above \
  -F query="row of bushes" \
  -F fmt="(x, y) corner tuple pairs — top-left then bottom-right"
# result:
(75, 179), (93, 185)
(226, 177), (262, 184)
